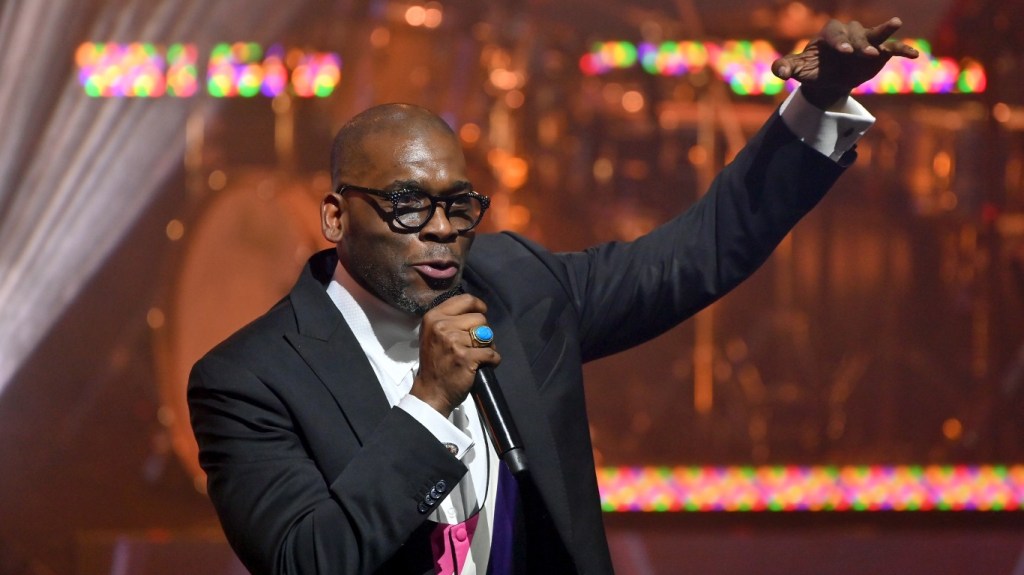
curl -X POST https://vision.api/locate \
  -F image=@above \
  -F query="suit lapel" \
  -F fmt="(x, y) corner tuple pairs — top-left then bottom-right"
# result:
(464, 278), (575, 547)
(284, 250), (391, 444)
(282, 251), (574, 544)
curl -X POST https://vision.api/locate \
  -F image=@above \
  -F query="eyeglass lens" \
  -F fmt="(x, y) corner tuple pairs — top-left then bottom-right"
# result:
(392, 191), (483, 231)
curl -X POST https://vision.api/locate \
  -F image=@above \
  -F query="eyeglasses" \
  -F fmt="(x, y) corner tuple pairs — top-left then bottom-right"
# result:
(337, 184), (490, 232)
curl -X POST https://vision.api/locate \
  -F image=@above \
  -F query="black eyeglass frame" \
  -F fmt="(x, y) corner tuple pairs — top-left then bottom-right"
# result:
(336, 183), (491, 232)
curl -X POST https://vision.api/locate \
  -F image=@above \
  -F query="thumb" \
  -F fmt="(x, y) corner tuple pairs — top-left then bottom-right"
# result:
(772, 55), (795, 80)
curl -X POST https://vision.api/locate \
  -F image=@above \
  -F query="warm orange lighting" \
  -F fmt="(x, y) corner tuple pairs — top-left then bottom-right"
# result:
(370, 27), (391, 48)
(940, 190), (959, 211)
(933, 150), (952, 178)
(405, 5), (427, 27)
(147, 307), (166, 329)
(507, 204), (531, 229)
(688, 144), (708, 166)
(409, 66), (430, 87)
(694, 338), (713, 414)
(658, 109), (680, 130)
(622, 159), (649, 180)
(714, 360), (733, 381)
(157, 405), (176, 426)
(621, 90), (644, 113)
(166, 219), (185, 241)
(993, 102), (1011, 123)
(499, 156), (529, 189)
(271, 94), (291, 114)
(726, 338), (748, 362)
(538, 115), (560, 146)
(208, 169), (227, 190)
(602, 82), (624, 105)
(423, 2), (443, 28)
(286, 48), (303, 69)
(942, 418), (963, 441)
(487, 147), (509, 169)
(593, 158), (614, 182)
(489, 68), (519, 90)
(459, 122), (480, 145)
(505, 89), (525, 109)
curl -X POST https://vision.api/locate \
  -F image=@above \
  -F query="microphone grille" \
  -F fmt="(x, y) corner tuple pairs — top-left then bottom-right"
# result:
(426, 284), (465, 310)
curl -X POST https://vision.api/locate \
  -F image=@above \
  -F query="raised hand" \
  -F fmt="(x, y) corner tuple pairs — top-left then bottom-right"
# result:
(772, 17), (920, 109)
(411, 293), (500, 417)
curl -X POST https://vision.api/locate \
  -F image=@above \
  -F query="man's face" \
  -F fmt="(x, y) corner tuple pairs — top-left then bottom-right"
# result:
(334, 126), (475, 315)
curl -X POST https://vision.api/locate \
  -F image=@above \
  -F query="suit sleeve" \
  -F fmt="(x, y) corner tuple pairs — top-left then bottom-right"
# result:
(556, 112), (850, 361)
(188, 353), (466, 575)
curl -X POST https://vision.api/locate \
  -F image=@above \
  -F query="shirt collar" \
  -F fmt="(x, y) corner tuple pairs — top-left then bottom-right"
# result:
(329, 261), (420, 363)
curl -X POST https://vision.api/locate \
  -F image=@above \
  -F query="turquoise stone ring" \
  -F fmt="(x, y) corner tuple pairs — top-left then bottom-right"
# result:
(469, 325), (494, 347)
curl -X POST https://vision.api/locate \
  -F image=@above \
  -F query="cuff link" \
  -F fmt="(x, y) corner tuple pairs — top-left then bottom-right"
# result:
(443, 442), (459, 456)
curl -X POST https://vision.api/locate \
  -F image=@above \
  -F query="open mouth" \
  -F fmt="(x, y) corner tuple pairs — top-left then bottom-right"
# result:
(411, 261), (458, 281)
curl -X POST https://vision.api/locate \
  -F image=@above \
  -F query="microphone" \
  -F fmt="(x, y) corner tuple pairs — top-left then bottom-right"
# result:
(429, 286), (529, 475)
(473, 364), (529, 475)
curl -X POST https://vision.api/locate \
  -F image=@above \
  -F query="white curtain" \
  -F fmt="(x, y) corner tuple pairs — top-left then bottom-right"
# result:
(0, 0), (310, 393)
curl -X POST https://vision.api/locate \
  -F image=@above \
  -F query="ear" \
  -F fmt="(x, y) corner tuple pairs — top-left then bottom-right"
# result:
(321, 192), (346, 243)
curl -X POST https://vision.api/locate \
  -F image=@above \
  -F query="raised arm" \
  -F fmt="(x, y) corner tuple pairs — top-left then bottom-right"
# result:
(561, 17), (920, 360)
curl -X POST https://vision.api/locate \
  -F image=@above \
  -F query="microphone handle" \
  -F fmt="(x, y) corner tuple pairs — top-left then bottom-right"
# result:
(472, 366), (529, 475)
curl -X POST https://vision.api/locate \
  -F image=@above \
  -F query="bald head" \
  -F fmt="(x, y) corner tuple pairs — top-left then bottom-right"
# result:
(331, 103), (457, 188)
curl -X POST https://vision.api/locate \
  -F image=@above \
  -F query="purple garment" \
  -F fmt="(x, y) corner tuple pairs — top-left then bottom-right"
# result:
(427, 461), (519, 574)
(486, 462), (518, 575)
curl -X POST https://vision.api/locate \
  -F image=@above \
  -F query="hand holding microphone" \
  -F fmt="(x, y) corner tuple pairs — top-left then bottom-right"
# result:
(412, 289), (528, 475)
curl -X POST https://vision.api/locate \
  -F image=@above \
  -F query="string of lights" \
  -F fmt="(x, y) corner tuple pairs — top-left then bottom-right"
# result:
(580, 38), (986, 95)
(597, 465), (1024, 512)
(75, 41), (341, 98)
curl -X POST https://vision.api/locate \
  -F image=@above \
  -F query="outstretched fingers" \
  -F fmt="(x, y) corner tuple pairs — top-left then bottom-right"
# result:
(867, 17), (920, 59)
(820, 19), (854, 54)
(865, 17), (904, 45)
(846, 21), (880, 56)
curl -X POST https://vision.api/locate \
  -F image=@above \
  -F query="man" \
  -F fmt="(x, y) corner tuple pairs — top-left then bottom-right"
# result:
(189, 17), (918, 575)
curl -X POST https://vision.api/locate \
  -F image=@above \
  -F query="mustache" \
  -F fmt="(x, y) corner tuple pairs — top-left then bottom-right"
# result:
(413, 245), (461, 262)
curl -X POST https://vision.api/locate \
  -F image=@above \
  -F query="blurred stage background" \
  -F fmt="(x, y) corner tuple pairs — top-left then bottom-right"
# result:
(1, 0), (1023, 573)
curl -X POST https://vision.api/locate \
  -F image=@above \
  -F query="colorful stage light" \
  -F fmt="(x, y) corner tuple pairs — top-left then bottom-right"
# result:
(579, 41), (639, 75)
(166, 44), (198, 97)
(76, 42), (341, 98)
(851, 39), (985, 95)
(207, 42), (263, 98)
(580, 38), (986, 96)
(260, 44), (289, 97)
(290, 52), (342, 98)
(597, 465), (1024, 512)
(639, 41), (714, 76)
(713, 40), (785, 96)
(76, 42), (167, 98)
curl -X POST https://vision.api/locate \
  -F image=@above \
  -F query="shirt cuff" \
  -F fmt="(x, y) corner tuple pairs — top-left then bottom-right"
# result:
(779, 87), (876, 162)
(398, 394), (474, 460)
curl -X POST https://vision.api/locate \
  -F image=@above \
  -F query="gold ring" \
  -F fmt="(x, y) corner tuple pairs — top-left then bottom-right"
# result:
(469, 325), (494, 347)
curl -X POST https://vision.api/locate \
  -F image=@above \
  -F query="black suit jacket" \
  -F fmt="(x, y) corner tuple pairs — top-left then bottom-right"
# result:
(188, 113), (848, 574)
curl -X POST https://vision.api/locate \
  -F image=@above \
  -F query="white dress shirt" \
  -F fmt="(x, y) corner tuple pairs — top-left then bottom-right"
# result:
(326, 262), (499, 574)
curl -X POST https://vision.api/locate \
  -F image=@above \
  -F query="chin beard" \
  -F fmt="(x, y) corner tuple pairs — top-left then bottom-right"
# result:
(362, 270), (459, 316)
